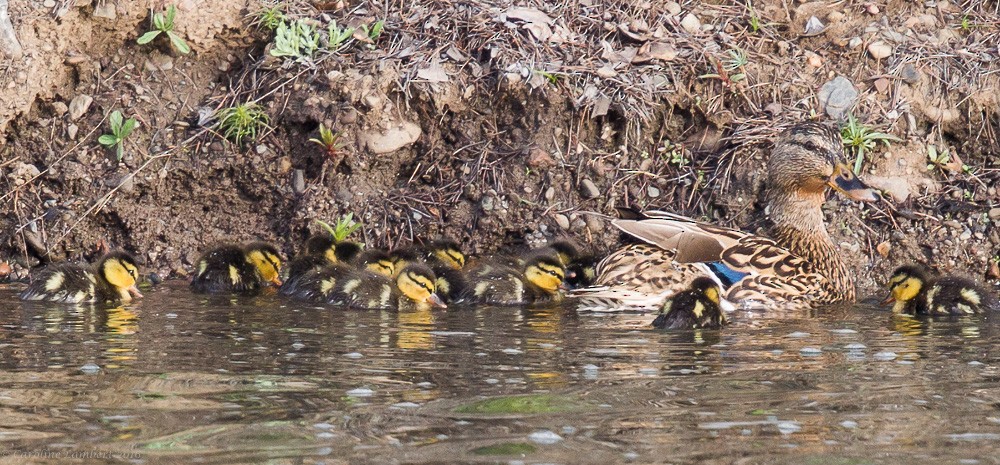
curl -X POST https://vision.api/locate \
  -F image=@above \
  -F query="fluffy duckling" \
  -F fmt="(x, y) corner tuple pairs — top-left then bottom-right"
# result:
(424, 239), (466, 270)
(281, 234), (362, 296)
(458, 251), (566, 306)
(352, 249), (397, 277)
(565, 254), (598, 289)
(191, 242), (283, 294)
(20, 251), (143, 304)
(651, 277), (728, 329)
(328, 263), (446, 310)
(883, 264), (999, 315)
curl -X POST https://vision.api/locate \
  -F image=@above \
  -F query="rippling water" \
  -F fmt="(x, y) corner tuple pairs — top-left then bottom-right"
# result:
(1, 282), (999, 464)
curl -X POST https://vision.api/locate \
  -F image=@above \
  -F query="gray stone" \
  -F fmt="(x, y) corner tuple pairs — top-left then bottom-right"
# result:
(899, 64), (921, 85)
(292, 169), (305, 194)
(988, 208), (1000, 220)
(68, 94), (93, 121)
(580, 178), (600, 199)
(554, 213), (570, 230)
(359, 121), (421, 154)
(647, 185), (661, 198)
(93, 1), (116, 19)
(817, 76), (858, 120)
(66, 124), (79, 140)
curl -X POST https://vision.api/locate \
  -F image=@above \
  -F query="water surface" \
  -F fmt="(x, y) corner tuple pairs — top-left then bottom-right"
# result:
(1, 283), (999, 464)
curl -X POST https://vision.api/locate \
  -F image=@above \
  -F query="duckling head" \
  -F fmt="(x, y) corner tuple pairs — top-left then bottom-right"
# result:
(357, 250), (396, 277)
(689, 276), (722, 307)
(303, 234), (338, 264)
(334, 241), (364, 263)
(767, 122), (879, 204)
(523, 251), (566, 294)
(389, 247), (421, 273)
(883, 265), (929, 313)
(396, 263), (446, 308)
(427, 239), (466, 270)
(546, 240), (580, 266)
(99, 252), (143, 301)
(245, 242), (283, 286)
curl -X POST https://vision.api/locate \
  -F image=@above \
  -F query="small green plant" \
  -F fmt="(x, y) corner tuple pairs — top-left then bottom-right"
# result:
(316, 213), (361, 242)
(361, 20), (385, 42)
(327, 20), (354, 50)
(746, 1), (761, 33)
(257, 5), (285, 31)
(926, 144), (968, 173)
(723, 47), (749, 82)
(98, 110), (138, 161)
(215, 103), (270, 144)
(136, 5), (191, 54)
(532, 69), (560, 85)
(309, 123), (345, 161)
(659, 141), (689, 167)
(960, 15), (973, 31)
(841, 114), (901, 173)
(270, 19), (320, 61)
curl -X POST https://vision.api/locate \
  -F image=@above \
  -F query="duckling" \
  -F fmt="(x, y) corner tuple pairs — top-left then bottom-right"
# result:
(352, 249), (397, 277)
(651, 277), (728, 329)
(424, 239), (466, 270)
(191, 242), (283, 294)
(457, 251), (566, 306)
(565, 253), (598, 289)
(20, 251), (143, 304)
(281, 234), (363, 296)
(883, 264), (1000, 315)
(328, 263), (446, 310)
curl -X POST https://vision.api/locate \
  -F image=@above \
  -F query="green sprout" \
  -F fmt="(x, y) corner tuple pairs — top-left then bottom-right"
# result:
(97, 110), (138, 161)
(327, 20), (354, 51)
(309, 123), (345, 161)
(270, 19), (320, 61)
(136, 5), (191, 54)
(659, 140), (688, 167)
(215, 103), (270, 144)
(723, 47), (749, 82)
(316, 214), (361, 242)
(532, 69), (560, 85)
(841, 114), (901, 174)
(747, 1), (761, 33)
(257, 5), (285, 31)
(361, 20), (385, 42)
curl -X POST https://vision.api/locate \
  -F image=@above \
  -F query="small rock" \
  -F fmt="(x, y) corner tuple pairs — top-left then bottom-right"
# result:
(51, 101), (68, 116)
(0, 262), (11, 280)
(571, 218), (587, 232)
(92, 2), (116, 19)
(848, 37), (863, 48)
(664, 2), (681, 15)
(256, 144), (268, 154)
(585, 215), (604, 234)
(292, 169), (306, 194)
(680, 13), (701, 34)
(805, 52), (822, 68)
(827, 11), (845, 23)
(481, 196), (495, 212)
(804, 16), (825, 36)
(544, 187), (555, 201)
(554, 214), (571, 230)
(899, 64), (920, 85)
(959, 229), (972, 241)
(865, 3), (879, 14)
(867, 41), (892, 60)
(66, 124), (79, 140)
(873, 77), (890, 93)
(580, 178), (600, 199)
(988, 208), (1000, 220)
(68, 94), (93, 121)
(527, 148), (556, 169)
(817, 76), (858, 120)
(647, 185), (660, 198)
(359, 121), (421, 154)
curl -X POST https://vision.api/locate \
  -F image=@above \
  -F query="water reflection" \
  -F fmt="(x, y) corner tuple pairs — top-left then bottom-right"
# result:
(0, 284), (999, 463)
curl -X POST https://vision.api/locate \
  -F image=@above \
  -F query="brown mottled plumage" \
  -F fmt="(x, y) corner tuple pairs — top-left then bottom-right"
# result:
(573, 122), (878, 311)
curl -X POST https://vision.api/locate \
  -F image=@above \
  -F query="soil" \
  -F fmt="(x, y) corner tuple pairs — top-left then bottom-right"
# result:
(1, 0), (998, 298)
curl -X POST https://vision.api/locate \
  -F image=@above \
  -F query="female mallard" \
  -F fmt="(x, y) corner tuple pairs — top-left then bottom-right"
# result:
(20, 251), (143, 304)
(883, 264), (999, 315)
(573, 122), (878, 311)
(651, 277), (728, 329)
(191, 242), (283, 294)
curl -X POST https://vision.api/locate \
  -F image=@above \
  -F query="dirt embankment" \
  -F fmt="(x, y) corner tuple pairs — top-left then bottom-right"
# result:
(1, 0), (998, 296)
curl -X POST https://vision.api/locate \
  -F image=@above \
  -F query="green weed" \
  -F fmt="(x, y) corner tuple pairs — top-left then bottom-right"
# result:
(136, 5), (191, 54)
(309, 123), (345, 160)
(215, 103), (270, 144)
(271, 19), (321, 61)
(841, 114), (901, 173)
(97, 110), (138, 161)
(327, 20), (354, 51)
(316, 213), (361, 242)
(257, 5), (285, 31)
(361, 20), (385, 42)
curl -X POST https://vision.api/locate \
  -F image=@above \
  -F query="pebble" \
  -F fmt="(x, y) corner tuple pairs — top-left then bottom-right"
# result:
(580, 178), (600, 199)
(680, 13), (701, 34)
(292, 169), (306, 194)
(67, 124), (79, 140)
(80, 363), (101, 374)
(346, 388), (374, 397)
(68, 94), (93, 120)
(867, 41), (892, 60)
(544, 186), (555, 201)
(92, 1), (116, 19)
(848, 37), (862, 48)
(664, 2), (681, 15)
(647, 185), (660, 198)
(528, 430), (563, 445)
(817, 76), (857, 120)
(988, 208), (1000, 220)
(554, 213), (571, 230)
(899, 64), (921, 84)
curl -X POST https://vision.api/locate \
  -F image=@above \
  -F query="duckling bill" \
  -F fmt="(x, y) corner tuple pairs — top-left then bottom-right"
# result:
(883, 264), (999, 315)
(651, 277), (728, 329)
(20, 251), (143, 304)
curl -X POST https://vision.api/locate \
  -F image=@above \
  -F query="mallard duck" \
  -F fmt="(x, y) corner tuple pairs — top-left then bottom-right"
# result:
(20, 251), (143, 304)
(457, 250), (566, 306)
(572, 122), (879, 311)
(328, 263), (446, 310)
(883, 264), (999, 315)
(191, 242), (283, 294)
(651, 276), (728, 329)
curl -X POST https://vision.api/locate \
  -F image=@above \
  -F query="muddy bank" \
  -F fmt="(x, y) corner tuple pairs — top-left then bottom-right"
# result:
(1, 1), (998, 296)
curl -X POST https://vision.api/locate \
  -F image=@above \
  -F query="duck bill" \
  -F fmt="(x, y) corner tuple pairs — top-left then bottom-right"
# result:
(427, 293), (447, 308)
(270, 276), (283, 287)
(828, 164), (879, 202)
(127, 284), (144, 299)
(880, 295), (895, 306)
